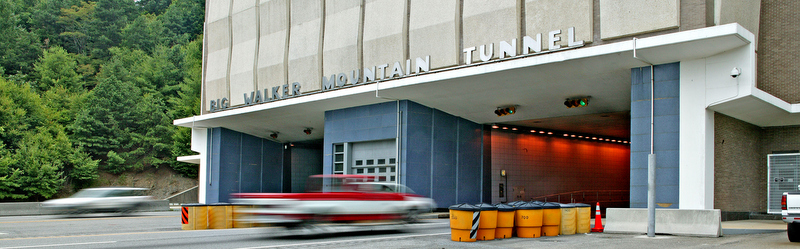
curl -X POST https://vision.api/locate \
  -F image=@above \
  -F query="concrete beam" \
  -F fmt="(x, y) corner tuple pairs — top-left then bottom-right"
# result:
(605, 208), (722, 237)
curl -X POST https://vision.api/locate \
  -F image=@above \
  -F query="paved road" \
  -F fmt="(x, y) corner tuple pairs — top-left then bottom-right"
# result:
(0, 211), (796, 248)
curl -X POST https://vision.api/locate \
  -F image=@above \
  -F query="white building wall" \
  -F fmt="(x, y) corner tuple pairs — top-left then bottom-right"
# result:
(679, 41), (756, 209)
(190, 128), (209, 204)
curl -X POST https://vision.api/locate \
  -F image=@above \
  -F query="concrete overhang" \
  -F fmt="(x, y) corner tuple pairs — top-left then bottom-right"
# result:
(177, 155), (201, 164)
(708, 87), (800, 127)
(175, 23), (758, 142)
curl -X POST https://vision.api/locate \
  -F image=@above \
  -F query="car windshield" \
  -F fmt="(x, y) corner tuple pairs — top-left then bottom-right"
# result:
(70, 189), (113, 198)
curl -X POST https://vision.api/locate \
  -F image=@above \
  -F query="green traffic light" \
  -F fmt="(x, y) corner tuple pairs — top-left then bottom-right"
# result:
(579, 99), (586, 106)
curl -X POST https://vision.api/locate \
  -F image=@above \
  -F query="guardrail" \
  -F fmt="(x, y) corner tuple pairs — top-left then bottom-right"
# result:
(0, 200), (170, 216)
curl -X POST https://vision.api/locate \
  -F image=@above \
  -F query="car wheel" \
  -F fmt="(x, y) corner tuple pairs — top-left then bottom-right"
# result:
(405, 208), (421, 223)
(789, 223), (800, 242)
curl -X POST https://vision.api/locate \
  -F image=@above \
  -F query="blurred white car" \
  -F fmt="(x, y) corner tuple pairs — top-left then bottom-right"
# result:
(42, 187), (153, 214)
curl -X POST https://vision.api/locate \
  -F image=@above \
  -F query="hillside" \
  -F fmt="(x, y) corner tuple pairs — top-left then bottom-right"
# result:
(58, 167), (198, 200)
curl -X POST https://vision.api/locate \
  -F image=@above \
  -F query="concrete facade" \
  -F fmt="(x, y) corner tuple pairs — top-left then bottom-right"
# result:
(599, 0), (679, 40)
(178, 1), (800, 222)
(409, 0), (458, 69)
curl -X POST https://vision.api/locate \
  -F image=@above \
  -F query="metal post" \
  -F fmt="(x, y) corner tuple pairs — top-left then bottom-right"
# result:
(634, 37), (656, 237)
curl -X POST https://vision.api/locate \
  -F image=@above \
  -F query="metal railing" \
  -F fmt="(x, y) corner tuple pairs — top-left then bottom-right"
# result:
(528, 190), (629, 207)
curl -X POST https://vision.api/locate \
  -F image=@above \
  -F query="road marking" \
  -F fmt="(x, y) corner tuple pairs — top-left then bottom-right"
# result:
(0, 215), (178, 224)
(0, 241), (116, 249)
(238, 232), (451, 249)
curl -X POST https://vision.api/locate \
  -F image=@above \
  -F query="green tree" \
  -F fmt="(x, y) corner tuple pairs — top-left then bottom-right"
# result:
(160, 0), (204, 43)
(121, 14), (168, 54)
(0, 0), (42, 76)
(57, 1), (95, 55)
(70, 76), (172, 174)
(30, 0), (81, 49)
(0, 77), (96, 200)
(88, 0), (141, 60)
(33, 46), (82, 92)
(168, 38), (202, 177)
(138, 0), (173, 16)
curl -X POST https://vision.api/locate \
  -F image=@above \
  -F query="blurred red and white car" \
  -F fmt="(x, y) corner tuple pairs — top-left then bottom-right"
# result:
(230, 175), (436, 227)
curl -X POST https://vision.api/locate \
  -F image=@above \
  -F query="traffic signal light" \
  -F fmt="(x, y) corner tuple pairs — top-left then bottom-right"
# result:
(564, 97), (589, 108)
(495, 106), (516, 116)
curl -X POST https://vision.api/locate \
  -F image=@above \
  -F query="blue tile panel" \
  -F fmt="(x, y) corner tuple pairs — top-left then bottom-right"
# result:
(324, 100), (484, 208)
(629, 62), (680, 209)
(206, 128), (284, 203)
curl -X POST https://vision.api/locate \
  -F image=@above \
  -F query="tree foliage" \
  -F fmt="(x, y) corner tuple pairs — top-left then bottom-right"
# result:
(0, 0), (203, 200)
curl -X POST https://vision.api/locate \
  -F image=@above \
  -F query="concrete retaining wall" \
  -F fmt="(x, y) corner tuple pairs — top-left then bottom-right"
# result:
(0, 200), (171, 216)
(604, 208), (722, 237)
(166, 186), (199, 204)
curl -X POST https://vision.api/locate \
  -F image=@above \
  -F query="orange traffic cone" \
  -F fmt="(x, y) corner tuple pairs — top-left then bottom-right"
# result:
(591, 202), (604, 232)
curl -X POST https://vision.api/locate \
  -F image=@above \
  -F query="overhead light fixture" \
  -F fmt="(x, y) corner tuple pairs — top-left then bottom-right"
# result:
(511, 127), (518, 131)
(304, 128), (313, 135)
(492, 124), (499, 129)
(270, 132), (279, 139)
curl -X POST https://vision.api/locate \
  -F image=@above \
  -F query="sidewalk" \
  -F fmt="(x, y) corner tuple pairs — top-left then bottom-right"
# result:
(422, 212), (787, 236)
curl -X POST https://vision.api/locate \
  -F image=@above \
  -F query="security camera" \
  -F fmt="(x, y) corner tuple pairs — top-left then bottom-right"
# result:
(730, 67), (741, 78)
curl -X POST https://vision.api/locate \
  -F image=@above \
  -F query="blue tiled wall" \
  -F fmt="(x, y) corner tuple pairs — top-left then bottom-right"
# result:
(206, 128), (284, 203)
(323, 101), (484, 208)
(323, 102), (398, 175)
(401, 101), (483, 207)
(630, 62), (680, 208)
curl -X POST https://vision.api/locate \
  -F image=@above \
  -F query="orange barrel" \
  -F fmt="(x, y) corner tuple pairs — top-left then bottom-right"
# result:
(494, 203), (516, 239)
(232, 204), (253, 228)
(181, 203), (207, 230)
(559, 203), (577, 235)
(449, 203), (480, 242)
(507, 201), (526, 237)
(514, 202), (544, 238)
(208, 203), (233, 229)
(474, 203), (498, 241)
(574, 203), (591, 233)
(541, 202), (562, 236)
